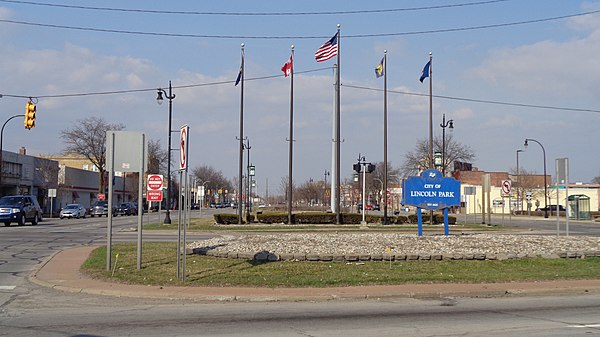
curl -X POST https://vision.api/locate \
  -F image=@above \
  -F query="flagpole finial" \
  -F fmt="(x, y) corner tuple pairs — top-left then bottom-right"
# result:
(291, 45), (295, 51)
(429, 51), (432, 56)
(384, 49), (387, 54)
(337, 23), (341, 29)
(241, 43), (245, 49)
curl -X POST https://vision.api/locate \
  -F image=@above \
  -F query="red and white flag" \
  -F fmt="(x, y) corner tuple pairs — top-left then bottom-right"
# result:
(281, 53), (293, 77)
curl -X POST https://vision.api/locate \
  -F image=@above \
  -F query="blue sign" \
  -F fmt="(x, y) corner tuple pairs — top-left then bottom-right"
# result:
(402, 169), (461, 210)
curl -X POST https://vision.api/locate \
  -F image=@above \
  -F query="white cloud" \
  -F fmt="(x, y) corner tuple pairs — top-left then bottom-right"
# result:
(468, 31), (600, 101)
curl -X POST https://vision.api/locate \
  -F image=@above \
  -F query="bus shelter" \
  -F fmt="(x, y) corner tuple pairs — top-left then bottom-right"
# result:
(568, 194), (591, 220)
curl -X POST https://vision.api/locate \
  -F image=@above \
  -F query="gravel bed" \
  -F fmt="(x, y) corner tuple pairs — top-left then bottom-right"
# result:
(189, 233), (600, 259)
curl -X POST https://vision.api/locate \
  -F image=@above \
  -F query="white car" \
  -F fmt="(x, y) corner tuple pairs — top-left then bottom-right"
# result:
(59, 204), (87, 219)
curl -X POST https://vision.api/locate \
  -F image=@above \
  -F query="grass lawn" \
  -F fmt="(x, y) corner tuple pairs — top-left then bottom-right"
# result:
(82, 242), (600, 288)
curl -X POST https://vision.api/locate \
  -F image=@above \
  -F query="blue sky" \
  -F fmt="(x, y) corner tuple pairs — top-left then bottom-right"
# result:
(0, 0), (599, 195)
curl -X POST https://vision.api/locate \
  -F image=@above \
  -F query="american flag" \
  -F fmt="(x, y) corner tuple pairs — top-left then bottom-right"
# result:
(314, 33), (338, 62)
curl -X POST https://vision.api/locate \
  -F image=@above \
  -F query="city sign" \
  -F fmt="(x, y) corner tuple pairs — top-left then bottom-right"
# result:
(402, 169), (461, 210)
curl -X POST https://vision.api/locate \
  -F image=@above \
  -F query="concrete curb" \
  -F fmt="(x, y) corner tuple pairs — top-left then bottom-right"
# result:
(28, 245), (600, 302)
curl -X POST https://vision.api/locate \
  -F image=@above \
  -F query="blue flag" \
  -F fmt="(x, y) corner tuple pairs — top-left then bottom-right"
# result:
(419, 60), (431, 83)
(375, 57), (384, 78)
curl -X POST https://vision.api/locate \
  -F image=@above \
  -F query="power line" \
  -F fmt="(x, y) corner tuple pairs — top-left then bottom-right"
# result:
(342, 84), (600, 114)
(2, 68), (596, 115)
(0, 67), (332, 99)
(1, 10), (598, 39)
(0, 0), (510, 16)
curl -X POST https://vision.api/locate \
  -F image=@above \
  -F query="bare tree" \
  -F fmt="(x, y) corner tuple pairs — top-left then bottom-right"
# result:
(147, 138), (167, 175)
(279, 176), (294, 205)
(191, 165), (232, 205)
(296, 179), (323, 206)
(61, 117), (125, 193)
(400, 133), (475, 177)
(592, 172), (600, 184)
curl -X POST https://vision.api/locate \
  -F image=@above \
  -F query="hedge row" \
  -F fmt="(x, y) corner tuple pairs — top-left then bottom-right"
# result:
(213, 212), (456, 225)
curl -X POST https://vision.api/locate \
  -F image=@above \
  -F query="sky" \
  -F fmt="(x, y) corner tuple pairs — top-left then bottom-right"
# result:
(0, 0), (599, 196)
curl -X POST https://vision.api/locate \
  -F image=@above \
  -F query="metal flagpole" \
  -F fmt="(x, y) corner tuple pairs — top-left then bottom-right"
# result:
(237, 43), (245, 224)
(428, 52), (433, 169)
(427, 52), (434, 226)
(288, 46), (295, 225)
(335, 24), (341, 225)
(383, 50), (388, 224)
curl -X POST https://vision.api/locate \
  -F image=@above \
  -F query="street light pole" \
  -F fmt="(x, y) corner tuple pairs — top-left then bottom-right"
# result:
(516, 149), (524, 213)
(0, 114), (26, 190)
(439, 114), (453, 176)
(524, 138), (548, 218)
(157, 81), (176, 224)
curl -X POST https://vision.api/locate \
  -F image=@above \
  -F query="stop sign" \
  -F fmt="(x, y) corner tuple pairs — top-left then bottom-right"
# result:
(147, 174), (163, 191)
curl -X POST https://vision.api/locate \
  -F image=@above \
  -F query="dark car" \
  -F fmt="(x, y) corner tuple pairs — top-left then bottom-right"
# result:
(90, 200), (109, 217)
(0, 195), (43, 226)
(536, 205), (566, 212)
(115, 202), (138, 216)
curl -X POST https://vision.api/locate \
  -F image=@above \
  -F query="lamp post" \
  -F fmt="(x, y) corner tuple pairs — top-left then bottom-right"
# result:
(0, 114), (25, 190)
(524, 138), (548, 218)
(516, 149), (524, 213)
(157, 81), (176, 224)
(439, 114), (453, 176)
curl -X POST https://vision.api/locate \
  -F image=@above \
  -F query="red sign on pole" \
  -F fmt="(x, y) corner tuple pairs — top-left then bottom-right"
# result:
(147, 190), (163, 202)
(98, 193), (106, 200)
(147, 174), (163, 191)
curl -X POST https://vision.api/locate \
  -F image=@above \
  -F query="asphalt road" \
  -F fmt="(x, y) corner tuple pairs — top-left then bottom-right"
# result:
(1, 209), (600, 336)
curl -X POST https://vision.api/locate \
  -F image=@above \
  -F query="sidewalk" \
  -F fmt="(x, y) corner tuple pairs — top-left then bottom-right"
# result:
(29, 246), (600, 302)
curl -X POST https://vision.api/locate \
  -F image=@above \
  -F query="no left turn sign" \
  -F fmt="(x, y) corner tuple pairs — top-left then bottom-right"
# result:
(501, 180), (512, 195)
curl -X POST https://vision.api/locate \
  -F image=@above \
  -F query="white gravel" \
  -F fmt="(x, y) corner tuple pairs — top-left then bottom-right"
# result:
(189, 233), (600, 256)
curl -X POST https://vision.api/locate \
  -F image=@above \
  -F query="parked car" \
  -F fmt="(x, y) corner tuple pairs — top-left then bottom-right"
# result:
(372, 204), (381, 211)
(0, 195), (43, 226)
(89, 200), (109, 217)
(115, 202), (138, 216)
(59, 203), (87, 219)
(536, 205), (566, 212)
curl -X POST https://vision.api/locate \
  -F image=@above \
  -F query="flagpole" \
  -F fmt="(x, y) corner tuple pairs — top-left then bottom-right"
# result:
(427, 52), (434, 227)
(287, 45), (294, 225)
(428, 51), (433, 169)
(335, 24), (341, 225)
(383, 50), (388, 224)
(238, 43), (245, 224)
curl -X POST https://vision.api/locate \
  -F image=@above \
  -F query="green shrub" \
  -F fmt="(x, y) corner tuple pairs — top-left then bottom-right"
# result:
(214, 213), (254, 224)
(296, 212), (336, 224)
(256, 212), (291, 224)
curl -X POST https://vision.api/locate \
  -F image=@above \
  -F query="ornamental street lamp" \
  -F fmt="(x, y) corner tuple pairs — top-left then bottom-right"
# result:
(524, 138), (548, 218)
(439, 114), (453, 176)
(157, 81), (176, 224)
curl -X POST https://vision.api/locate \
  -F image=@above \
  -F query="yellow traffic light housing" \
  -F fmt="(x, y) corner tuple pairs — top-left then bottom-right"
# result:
(24, 100), (36, 129)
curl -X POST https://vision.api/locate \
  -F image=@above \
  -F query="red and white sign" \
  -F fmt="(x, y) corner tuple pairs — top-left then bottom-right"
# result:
(97, 193), (106, 200)
(501, 180), (512, 196)
(179, 125), (189, 170)
(147, 174), (163, 191)
(147, 190), (163, 202)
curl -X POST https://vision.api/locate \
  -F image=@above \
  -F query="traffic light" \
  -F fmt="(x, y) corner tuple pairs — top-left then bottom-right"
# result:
(24, 101), (36, 129)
